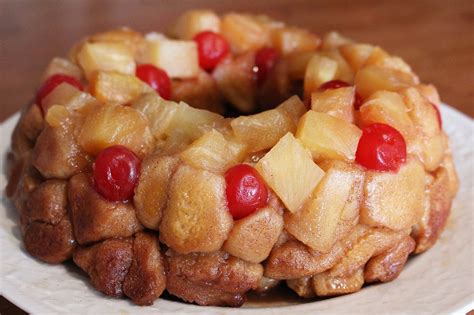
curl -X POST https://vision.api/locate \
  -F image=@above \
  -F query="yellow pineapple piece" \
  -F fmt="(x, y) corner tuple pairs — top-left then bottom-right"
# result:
(231, 108), (295, 153)
(276, 95), (307, 125)
(223, 206), (284, 263)
(271, 27), (321, 55)
(416, 84), (441, 106)
(304, 55), (338, 99)
(89, 27), (145, 58)
(339, 43), (375, 72)
(284, 51), (317, 80)
(132, 93), (179, 140)
(311, 86), (355, 123)
(321, 31), (353, 50)
(180, 129), (247, 174)
(78, 104), (154, 157)
(255, 133), (325, 213)
(320, 49), (354, 83)
(159, 164), (233, 254)
(364, 47), (413, 75)
(77, 42), (135, 80)
(167, 101), (227, 142)
(221, 13), (271, 53)
(360, 159), (425, 230)
(296, 111), (362, 162)
(141, 38), (199, 79)
(354, 65), (418, 98)
(90, 71), (152, 105)
(44, 105), (70, 128)
(134, 93), (227, 144)
(285, 161), (364, 252)
(41, 57), (82, 81)
(41, 82), (100, 113)
(401, 87), (445, 171)
(359, 90), (415, 140)
(169, 10), (221, 40)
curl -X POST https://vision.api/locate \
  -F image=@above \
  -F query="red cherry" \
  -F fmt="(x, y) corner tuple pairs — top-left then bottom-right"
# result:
(36, 74), (83, 112)
(355, 123), (407, 172)
(93, 145), (141, 201)
(319, 79), (350, 90)
(193, 31), (230, 71)
(319, 79), (364, 110)
(136, 64), (171, 99)
(255, 47), (279, 85)
(432, 103), (442, 129)
(225, 164), (268, 220)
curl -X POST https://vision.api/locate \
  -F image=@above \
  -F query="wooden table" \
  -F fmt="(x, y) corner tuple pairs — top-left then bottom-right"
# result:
(0, 0), (472, 314)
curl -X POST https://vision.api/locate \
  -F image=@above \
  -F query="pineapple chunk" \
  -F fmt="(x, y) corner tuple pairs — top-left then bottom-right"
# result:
(221, 13), (271, 53)
(271, 27), (321, 55)
(296, 111), (362, 162)
(134, 94), (226, 143)
(141, 38), (199, 78)
(41, 82), (100, 113)
(41, 57), (82, 81)
(223, 206), (284, 263)
(416, 84), (441, 106)
(180, 130), (247, 174)
(90, 71), (151, 105)
(321, 32), (353, 50)
(359, 90), (415, 139)
(320, 49), (354, 83)
(364, 47), (413, 74)
(401, 87), (440, 136)
(167, 102), (227, 142)
(361, 159), (425, 230)
(44, 105), (70, 128)
(77, 42), (135, 79)
(132, 93), (179, 140)
(354, 65), (418, 98)
(78, 104), (154, 157)
(339, 43), (375, 72)
(284, 51), (317, 80)
(255, 133), (325, 213)
(311, 86), (355, 123)
(89, 27), (145, 58)
(169, 10), (221, 40)
(400, 87), (445, 171)
(231, 108), (295, 153)
(276, 95), (307, 125)
(285, 161), (364, 252)
(304, 55), (338, 99)
(159, 164), (233, 253)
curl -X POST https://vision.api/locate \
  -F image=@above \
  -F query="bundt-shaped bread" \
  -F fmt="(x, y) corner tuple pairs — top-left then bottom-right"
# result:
(6, 10), (459, 307)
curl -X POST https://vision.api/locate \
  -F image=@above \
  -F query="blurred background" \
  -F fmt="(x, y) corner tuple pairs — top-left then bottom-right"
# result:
(0, 0), (473, 122)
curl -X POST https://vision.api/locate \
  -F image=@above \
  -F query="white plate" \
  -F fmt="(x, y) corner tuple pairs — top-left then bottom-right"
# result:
(1, 105), (473, 315)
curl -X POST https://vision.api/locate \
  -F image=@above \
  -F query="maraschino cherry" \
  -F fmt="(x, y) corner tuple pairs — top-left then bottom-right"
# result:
(254, 47), (279, 85)
(36, 74), (83, 112)
(93, 145), (141, 201)
(225, 164), (268, 220)
(193, 31), (230, 71)
(136, 64), (171, 99)
(355, 123), (407, 172)
(319, 79), (363, 110)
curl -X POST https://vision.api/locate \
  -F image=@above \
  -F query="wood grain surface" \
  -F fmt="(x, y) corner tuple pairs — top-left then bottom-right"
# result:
(0, 0), (472, 314)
